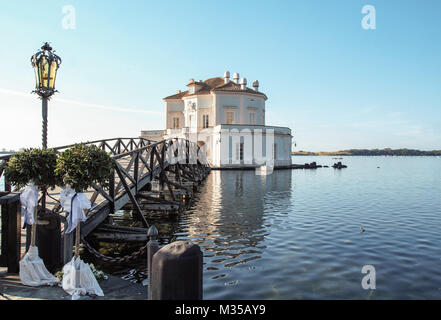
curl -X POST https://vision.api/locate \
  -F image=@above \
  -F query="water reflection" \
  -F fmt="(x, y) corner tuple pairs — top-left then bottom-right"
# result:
(161, 170), (292, 284)
(133, 170), (290, 280)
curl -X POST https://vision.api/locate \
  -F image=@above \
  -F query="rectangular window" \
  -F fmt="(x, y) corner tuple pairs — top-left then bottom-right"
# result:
(226, 112), (234, 124)
(249, 113), (256, 125)
(235, 142), (244, 161)
(202, 114), (209, 128)
(173, 117), (180, 129)
(273, 143), (277, 160)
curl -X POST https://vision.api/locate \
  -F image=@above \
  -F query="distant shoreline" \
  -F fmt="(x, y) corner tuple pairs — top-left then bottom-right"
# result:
(292, 149), (441, 156)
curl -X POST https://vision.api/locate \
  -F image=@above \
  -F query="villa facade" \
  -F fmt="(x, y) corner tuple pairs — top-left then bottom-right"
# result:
(141, 72), (292, 168)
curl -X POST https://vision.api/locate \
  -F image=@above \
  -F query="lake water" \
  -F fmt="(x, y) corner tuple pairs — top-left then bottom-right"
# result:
(133, 156), (441, 300)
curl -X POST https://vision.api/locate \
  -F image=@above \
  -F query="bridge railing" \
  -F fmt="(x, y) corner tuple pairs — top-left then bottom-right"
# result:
(82, 137), (209, 236)
(0, 137), (155, 192)
(0, 137), (210, 237)
(53, 137), (157, 156)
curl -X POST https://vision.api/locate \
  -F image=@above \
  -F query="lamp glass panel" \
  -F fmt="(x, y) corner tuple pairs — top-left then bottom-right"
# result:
(33, 63), (40, 88)
(48, 60), (57, 89)
(39, 56), (49, 88)
(38, 58), (44, 88)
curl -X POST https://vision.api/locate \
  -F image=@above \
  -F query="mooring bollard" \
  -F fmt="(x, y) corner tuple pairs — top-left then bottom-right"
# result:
(147, 225), (159, 300)
(151, 241), (203, 300)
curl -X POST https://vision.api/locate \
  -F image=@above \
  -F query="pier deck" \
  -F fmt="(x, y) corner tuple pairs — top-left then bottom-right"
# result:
(0, 271), (146, 300)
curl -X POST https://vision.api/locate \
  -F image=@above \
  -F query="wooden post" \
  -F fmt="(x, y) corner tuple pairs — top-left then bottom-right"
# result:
(74, 209), (88, 259)
(31, 206), (37, 247)
(159, 172), (165, 192)
(74, 224), (81, 259)
(147, 225), (159, 300)
(9, 197), (21, 273)
(151, 241), (202, 300)
(0, 193), (8, 268)
(63, 224), (73, 264)
(64, 209), (86, 263)
(134, 151), (139, 193)
(150, 147), (155, 181)
(109, 169), (115, 214)
(74, 214), (83, 289)
(0, 193), (21, 273)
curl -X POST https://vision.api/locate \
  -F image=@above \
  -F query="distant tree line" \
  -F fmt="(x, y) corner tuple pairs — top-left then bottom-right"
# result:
(293, 148), (441, 156)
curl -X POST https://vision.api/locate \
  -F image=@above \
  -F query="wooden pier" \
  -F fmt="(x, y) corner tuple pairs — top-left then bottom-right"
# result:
(0, 137), (211, 266)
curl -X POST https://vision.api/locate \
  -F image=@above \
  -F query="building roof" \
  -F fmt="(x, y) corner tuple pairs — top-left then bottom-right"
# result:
(163, 91), (188, 100)
(186, 80), (206, 87)
(203, 77), (226, 88)
(164, 76), (267, 100)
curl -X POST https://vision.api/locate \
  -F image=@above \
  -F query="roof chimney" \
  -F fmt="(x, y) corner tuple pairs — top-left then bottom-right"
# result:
(240, 78), (247, 90)
(224, 71), (230, 84)
(233, 72), (240, 84)
(252, 80), (259, 92)
(189, 78), (195, 84)
(177, 90), (182, 94)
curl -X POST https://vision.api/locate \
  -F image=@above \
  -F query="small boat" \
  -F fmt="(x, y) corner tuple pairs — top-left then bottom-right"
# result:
(332, 162), (347, 169)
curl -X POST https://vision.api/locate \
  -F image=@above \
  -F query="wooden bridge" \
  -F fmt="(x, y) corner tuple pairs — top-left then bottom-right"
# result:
(0, 137), (211, 267)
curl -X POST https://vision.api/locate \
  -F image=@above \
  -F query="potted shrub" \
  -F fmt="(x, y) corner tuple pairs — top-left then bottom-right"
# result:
(4, 148), (59, 286)
(56, 143), (114, 194)
(5, 148), (58, 192)
(55, 144), (113, 298)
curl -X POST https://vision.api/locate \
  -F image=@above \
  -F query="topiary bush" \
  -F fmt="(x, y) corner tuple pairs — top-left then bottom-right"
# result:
(55, 144), (114, 193)
(5, 148), (59, 190)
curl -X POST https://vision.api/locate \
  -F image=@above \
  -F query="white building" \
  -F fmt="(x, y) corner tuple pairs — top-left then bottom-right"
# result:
(141, 72), (292, 169)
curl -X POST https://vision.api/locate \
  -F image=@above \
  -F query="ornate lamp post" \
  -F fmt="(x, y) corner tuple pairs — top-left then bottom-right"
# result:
(31, 42), (62, 149)
(31, 42), (61, 209)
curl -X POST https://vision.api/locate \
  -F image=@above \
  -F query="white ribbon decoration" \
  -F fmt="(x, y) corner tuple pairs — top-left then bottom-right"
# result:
(60, 187), (91, 234)
(20, 183), (39, 226)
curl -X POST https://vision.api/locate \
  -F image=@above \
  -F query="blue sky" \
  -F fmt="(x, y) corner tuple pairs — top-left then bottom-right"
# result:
(0, 0), (440, 151)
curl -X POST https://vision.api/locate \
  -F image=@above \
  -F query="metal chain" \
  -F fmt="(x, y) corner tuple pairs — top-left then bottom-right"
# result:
(81, 238), (147, 264)
(47, 192), (61, 204)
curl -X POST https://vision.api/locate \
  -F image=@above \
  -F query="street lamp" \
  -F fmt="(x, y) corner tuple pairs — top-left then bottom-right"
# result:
(31, 42), (62, 149)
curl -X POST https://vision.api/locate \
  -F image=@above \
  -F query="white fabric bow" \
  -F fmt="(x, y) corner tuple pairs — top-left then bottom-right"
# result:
(60, 187), (91, 234)
(20, 183), (39, 226)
